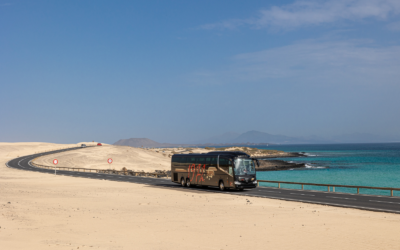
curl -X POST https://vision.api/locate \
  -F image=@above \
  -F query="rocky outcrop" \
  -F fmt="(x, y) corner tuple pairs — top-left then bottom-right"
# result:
(256, 159), (305, 171)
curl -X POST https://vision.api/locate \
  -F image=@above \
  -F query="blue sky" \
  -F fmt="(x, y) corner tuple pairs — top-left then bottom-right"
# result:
(1, 0), (400, 144)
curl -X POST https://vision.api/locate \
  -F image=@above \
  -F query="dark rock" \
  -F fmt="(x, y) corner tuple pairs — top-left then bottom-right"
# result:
(256, 159), (305, 171)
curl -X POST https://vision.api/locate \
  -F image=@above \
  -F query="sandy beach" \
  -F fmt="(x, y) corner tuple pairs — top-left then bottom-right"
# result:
(1, 142), (400, 249)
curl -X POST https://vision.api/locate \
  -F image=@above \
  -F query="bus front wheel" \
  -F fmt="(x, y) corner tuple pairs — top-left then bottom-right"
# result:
(219, 181), (225, 191)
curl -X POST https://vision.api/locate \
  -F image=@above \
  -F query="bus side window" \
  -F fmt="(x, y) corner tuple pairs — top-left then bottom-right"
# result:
(190, 157), (196, 165)
(219, 158), (228, 167)
(181, 157), (187, 165)
(197, 157), (205, 164)
(209, 157), (217, 167)
(179, 157), (185, 166)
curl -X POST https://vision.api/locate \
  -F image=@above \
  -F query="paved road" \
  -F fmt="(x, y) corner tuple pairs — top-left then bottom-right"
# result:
(6, 147), (400, 214)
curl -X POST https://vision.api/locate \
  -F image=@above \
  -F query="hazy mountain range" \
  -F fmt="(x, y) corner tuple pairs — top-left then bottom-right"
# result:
(196, 131), (400, 144)
(114, 130), (400, 147)
(113, 138), (179, 148)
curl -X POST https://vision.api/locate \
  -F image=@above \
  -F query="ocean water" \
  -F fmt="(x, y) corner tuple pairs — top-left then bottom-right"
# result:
(255, 143), (400, 196)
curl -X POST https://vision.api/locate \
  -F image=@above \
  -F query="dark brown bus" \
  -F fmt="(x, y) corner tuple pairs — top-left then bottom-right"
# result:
(171, 151), (258, 191)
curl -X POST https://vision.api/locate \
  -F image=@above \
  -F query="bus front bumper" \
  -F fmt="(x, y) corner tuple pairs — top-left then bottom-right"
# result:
(235, 181), (257, 188)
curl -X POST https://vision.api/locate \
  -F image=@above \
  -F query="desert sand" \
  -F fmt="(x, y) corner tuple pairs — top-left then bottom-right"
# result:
(33, 145), (173, 172)
(1, 142), (400, 250)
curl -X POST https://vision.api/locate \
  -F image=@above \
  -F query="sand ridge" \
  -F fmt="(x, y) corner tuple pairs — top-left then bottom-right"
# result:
(1, 142), (400, 249)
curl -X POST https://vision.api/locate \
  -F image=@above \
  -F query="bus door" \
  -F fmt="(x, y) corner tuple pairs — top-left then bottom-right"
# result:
(218, 157), (234, 188)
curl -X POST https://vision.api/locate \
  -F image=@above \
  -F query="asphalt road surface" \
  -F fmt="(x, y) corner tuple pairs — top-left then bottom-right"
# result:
(6, 147), (400, 214)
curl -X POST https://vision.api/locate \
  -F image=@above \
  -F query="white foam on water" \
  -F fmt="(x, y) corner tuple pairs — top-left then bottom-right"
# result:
(305, 163), (326, 169)
(305, 164), (313, 168)
(304, 153), (317, 157)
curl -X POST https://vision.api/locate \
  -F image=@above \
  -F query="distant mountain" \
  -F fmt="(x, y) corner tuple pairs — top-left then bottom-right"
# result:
(114, 132), (400, 148)
(198, 132), (241, 144)
(113, 138), (184, 147)
(114, 138), (272, 147)
(230, 130), (297, 144)
(228, 130), (332, 144)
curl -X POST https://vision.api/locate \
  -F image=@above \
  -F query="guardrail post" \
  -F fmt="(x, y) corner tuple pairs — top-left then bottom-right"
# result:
(278, 183), (280, 188)
(357, 188), (359, 194)
(333, 187), (335, 192)
(391, 190), (393, 196)
(301, 184), (304, 190)
(257, 181), (259, 187)
(328, 186), (330, 192)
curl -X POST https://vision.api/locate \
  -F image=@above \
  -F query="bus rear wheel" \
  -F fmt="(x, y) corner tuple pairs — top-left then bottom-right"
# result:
(186, 178), (191, 187)
(219, 181), (225, 191)
(181, 178), (186, 187)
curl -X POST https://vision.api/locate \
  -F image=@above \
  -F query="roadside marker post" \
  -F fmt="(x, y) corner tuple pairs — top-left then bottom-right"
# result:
(53, 159), (58, 175)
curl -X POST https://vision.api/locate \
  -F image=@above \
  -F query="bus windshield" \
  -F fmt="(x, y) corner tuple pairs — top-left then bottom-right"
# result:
(234, 158), (256, 175)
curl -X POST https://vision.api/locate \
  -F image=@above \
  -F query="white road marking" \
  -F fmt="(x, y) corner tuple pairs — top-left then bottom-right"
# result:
(259, 190), (281, 193)
(290, 193), (315, 197)
(369, 200), (400, 205)
(326, 196), (356, 200)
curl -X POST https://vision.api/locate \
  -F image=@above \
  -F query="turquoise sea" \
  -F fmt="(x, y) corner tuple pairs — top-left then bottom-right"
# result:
(254, 143), (400, 196)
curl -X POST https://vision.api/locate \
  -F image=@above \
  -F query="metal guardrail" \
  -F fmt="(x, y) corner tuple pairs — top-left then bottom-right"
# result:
(31, 162), (171, 178)
(257, 180), (400, 196)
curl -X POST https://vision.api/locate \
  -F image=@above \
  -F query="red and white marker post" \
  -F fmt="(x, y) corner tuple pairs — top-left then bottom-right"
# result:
(107, 158), (113, 164)
(53, 159), (58, 175)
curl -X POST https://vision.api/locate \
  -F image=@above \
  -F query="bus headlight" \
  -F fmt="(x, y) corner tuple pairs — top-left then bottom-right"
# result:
(253, 181), (258, 184)
(234, 181), (241, 185)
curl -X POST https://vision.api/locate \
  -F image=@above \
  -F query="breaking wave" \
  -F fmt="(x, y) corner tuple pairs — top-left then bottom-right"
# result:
(305, 163), (326, 169)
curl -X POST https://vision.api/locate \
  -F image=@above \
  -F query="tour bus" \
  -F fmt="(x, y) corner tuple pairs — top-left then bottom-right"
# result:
(171, 151), (258, 191)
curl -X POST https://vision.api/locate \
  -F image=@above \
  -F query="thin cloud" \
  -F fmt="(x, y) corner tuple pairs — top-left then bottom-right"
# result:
(188, 40), (400, 87)
(201, 0), (400, 30)
(387, 21), (400, 31)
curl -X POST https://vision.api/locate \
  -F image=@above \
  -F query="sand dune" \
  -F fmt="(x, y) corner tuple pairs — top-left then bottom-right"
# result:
(33, 145), (172, 172)
(1, 142), (400, 249)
